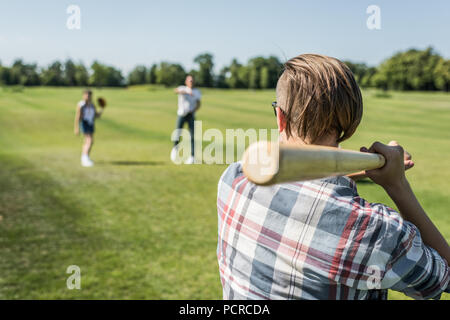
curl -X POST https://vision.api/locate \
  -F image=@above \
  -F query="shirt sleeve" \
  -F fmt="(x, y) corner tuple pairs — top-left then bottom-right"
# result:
(370, 203), (450, 300)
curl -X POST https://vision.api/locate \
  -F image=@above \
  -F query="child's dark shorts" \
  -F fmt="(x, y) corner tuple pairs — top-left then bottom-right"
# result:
(80, 120), (95, 135)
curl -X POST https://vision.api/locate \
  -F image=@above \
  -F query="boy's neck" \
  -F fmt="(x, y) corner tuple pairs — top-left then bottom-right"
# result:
(279, 131), (339, 148)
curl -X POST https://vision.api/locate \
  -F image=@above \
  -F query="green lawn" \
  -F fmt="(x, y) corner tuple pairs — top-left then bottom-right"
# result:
(0, 86), (449, 300)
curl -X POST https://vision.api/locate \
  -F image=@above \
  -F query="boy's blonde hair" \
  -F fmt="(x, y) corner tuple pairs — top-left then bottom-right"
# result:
(276, 54), (363, 143)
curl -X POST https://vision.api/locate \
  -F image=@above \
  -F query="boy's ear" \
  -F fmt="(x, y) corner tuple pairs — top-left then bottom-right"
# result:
(276, 107), (286, 133)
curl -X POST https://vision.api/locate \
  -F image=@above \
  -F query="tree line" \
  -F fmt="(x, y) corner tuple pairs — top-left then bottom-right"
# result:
(344, 47), (449, 91)
(126, 53), (283, 89)
(0, 60), (124, 87)
(0, 47), (448, 91)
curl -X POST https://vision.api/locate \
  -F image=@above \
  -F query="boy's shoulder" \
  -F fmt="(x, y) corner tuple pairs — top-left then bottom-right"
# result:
(218, 162), (403, 225)
(218, 161), (358, 195)
(217, 162), (359, 216)
(219, 162), (243, 186)
(78, 100), (95, 108)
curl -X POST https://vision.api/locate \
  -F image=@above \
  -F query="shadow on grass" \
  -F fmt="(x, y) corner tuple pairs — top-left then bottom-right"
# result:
(97, 160), (166, 166)
(0, 154), (108, 298)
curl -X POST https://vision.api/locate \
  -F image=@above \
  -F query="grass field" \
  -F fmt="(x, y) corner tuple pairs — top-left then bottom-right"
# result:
(0, 85), (449, 300)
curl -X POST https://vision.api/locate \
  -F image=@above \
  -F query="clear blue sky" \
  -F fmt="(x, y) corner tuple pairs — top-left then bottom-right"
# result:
(0, 0), (449, 73)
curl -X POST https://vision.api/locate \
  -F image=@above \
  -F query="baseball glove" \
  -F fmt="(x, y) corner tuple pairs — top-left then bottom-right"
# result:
(97, 97), (107, 108)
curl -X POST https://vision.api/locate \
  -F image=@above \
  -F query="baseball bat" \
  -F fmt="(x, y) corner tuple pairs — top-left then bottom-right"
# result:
(242, 141), (385, 185)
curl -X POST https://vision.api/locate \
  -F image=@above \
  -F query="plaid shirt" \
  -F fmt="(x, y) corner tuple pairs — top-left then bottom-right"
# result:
(217, 162), (450, 300)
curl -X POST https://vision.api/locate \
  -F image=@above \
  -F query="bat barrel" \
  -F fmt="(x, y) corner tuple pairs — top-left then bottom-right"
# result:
(242, 141), (385, 185)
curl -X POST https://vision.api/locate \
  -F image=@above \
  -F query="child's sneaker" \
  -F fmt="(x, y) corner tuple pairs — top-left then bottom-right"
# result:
(81, 155), (94, 167)
(184, 156), (195, 165)
(170, 146), (178, 163)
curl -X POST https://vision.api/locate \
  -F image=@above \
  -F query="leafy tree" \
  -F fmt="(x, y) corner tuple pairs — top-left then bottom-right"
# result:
(0, 64), (10, 85)
(374, 47), (441, 91)
(64, 60), (77, 86)
(434, 58), (450, 91)
(344, 61), (370, 85)
(155, 62), (186, 87)
(237, 65), (250, 88)
(215, 66), (229, 88)
(248, 66), (259, 89)
(147, 64), (157, 84)
(5, 59), (41, 86)
(226, 56), (281, 89)
(225, 59), (247, 88)
(260, 66), (270, 89)
(193, 53), (214, 87)
(248, 57), (267, 89)
(90, 61), (124, 87)
(343, 61), (379, 88)
(41, 61), (65, 86)
(128, 65), (148, 85)
(360, 67), (377, 88)
(7, 60), (23, 85)
(24, 63), (41, 86)
(265, 56), (283, 88)
(74, 63), (89, 86)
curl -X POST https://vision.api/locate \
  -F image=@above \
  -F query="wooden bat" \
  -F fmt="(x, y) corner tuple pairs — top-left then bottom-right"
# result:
(242, 141), (385, 185)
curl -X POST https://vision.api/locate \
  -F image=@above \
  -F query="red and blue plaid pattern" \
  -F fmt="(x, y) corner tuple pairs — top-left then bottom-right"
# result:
(217, 162), (450, 300)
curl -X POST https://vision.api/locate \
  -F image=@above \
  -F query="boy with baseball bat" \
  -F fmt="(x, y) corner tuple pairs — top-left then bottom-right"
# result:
(217, 54), (449, 300)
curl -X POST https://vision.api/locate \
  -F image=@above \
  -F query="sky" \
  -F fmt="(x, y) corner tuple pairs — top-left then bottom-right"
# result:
(0, 0), (449, 74)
